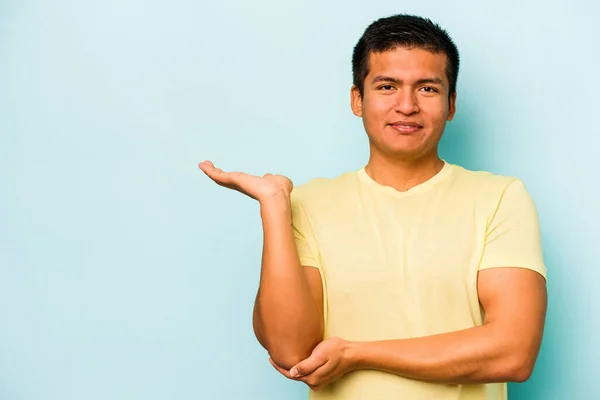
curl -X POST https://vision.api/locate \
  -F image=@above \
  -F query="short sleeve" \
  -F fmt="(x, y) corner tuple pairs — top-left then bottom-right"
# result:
(479, 179), (547, 279)
(290, 190), (321, 270)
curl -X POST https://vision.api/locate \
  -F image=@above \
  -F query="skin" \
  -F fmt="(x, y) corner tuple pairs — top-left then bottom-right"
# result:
(199, 46), (547, 392)
(198, 161), (323, 369)
(271, 268), (546, 391)
(353, 47), (456, 192)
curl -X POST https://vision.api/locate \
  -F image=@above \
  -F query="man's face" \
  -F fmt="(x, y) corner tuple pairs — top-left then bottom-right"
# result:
(351, 47), (456, 161)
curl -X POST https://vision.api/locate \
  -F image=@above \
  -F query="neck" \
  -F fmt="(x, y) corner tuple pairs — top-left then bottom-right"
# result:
(365, 153), (444, 192)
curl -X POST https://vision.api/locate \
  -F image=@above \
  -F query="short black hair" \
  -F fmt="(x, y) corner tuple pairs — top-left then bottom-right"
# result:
(352, 14), (460, 99)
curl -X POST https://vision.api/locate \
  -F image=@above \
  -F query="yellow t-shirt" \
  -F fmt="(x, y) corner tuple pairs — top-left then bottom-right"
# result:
(290, 161), (546, 400)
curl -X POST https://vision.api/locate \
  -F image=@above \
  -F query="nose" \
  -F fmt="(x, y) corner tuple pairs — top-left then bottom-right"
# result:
(394, 89), (419, 115)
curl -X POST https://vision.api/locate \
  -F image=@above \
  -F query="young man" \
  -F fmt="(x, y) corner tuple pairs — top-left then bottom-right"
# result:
(199, 14), (547, 400)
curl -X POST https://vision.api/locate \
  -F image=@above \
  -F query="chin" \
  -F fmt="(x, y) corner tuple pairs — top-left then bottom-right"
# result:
(381, 143), (437, 160)
(383, 148), (422, 160)
(369, 135), (433, 159)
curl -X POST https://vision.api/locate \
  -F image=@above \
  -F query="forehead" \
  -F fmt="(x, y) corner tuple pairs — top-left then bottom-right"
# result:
(366, 47), (448, 83)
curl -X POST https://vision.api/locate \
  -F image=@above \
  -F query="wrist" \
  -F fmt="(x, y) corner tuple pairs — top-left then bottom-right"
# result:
(344, 340), (365, 372)
(260, 192), (291, 219)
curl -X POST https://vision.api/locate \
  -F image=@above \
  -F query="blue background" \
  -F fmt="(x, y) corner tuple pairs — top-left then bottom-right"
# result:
(1, 0), (598, 399)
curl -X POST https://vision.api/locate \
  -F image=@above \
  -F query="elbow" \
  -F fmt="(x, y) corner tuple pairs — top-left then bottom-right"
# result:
(269, 349), (312, 371)
(491, 333), (541, 383)
(254, 329), (321, 370)
(507, 361), (534, 383)
(253, 319), (323, 370)
(500, 354), (536, 383)
(266, 337), (321, 370)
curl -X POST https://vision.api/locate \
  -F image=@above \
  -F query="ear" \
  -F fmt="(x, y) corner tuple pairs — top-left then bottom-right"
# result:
(350, 85), (363, 117)
(447, 92), (457, 121)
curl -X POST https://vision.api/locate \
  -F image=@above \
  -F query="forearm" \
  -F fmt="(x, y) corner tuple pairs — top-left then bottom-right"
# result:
(253, 195), (323, 369)
(348, 323), (536, 384)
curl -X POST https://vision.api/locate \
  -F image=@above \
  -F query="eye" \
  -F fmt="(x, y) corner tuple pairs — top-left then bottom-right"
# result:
(378, 85), (395, 91)
(419, 86), (438, 93)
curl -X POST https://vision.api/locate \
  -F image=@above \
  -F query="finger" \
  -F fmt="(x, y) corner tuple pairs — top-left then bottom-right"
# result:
(198, 160), (222, 176)
(268, 358), (297, 380)
(197, 161), (263, 197)
(198, 162), (236, 185)
(290, 354), (327, 378)
(303, 360), (335, 386)
(197, 160), (215, 172)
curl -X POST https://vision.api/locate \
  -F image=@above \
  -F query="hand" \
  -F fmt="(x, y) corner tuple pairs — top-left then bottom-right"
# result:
(198, 160), (293, 203)
(268, 337), (354, 391)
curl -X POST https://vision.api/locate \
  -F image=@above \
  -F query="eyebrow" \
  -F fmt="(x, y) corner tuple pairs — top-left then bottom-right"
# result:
(371, 75), (445, 86)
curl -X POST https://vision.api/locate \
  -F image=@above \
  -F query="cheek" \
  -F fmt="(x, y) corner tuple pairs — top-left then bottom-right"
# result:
(436, 109), (451, 127)
(363, 96), (393, 121)
(422, 102), (450, 126)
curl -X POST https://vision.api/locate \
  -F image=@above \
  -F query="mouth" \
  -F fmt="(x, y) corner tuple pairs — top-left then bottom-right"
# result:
(389, 121), (423, 134)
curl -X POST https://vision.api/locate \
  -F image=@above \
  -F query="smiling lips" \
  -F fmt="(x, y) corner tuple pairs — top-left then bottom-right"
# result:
(389, 121), (423, 134)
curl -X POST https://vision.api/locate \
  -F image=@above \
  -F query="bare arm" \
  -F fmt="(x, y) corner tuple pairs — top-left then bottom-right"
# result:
(279, 267), (547, 390)
(347, 267), (547, 383)
(197, 161), (323, 370)
(271, 180), (547, 390)
(252, 194), (324, 369)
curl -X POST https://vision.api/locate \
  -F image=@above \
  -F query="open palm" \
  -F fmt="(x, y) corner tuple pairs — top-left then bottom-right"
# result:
(198, 160), (293, 203)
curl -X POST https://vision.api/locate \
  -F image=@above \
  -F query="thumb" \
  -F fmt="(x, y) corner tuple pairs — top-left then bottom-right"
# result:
(290, 354), (326, 378)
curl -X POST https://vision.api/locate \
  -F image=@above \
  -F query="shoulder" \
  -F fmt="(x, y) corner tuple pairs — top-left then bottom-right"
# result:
(446, 165), (539, 230)
(449, 164), (527, 198)
(447, 164), (539, 222)
(290, 170), (361, 219)
(291, 170), (359, 206)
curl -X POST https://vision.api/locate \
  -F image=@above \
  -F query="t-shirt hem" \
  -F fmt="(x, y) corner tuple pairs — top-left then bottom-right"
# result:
(478, 264), (547, 280)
